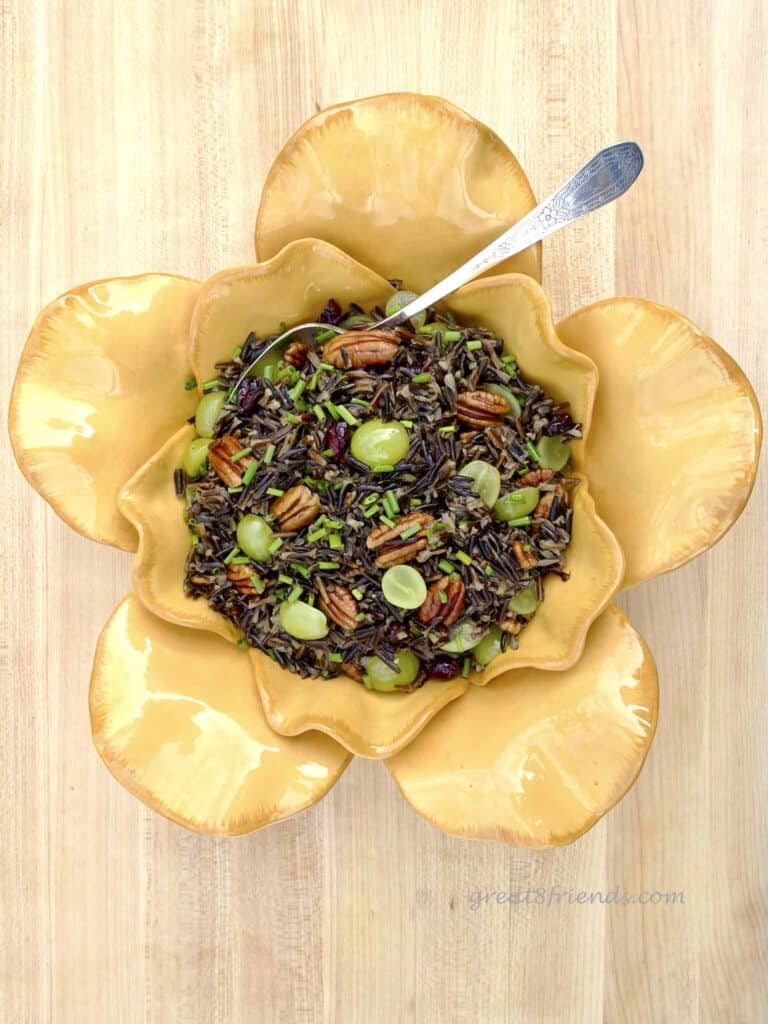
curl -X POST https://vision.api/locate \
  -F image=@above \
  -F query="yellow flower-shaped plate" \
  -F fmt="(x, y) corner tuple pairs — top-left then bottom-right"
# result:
(9, 94), (762, 844)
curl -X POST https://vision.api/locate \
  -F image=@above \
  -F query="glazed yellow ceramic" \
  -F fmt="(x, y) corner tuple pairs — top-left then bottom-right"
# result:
(90, 595), (351, 835)
(118, 426), (240, 643)
(9, 275), (200, 551)
(558, 300), (763, 587)
(251, 654), (469, 760)
(190, 239), (393, 383)
(9, 93), (762, 847)
(387, 604), (658, 847)
(254, 93), (541, 294)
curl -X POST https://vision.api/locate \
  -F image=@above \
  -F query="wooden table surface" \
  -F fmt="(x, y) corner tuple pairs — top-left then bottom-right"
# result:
(2, 2), (766, 1021)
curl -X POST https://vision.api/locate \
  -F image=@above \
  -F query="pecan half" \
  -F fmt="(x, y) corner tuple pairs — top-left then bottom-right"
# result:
(322, 330), (400, 369)
(517, 467), (554, 487)
(226, 564), (260, 596)
(535, 484), (567, 519)
(418, 576), (466, 626)
(342, 661), (364, 683)
(456, 390), (509, 428)
(283, 341), (309, 369)
(367, 511), (435, 567)
(318, 584), (358, 631)
(209, 435), (256, 487)
(271, 483), (321, 532)
(511, 541), (537, 570)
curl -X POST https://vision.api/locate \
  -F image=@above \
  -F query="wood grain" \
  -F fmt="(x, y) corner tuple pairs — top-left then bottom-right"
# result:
(1, 1), (765, 1021)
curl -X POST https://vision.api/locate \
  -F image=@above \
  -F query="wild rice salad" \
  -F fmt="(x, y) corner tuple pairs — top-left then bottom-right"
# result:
(179, 292), (581, 692)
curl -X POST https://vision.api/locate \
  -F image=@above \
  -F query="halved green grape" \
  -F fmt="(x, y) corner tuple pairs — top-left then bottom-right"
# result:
(440, 619), (486, 653)
(350, 419), (410, 468)
(459, 460), (501, 508)
(536, 435), (570, 470)
(182, 438), (212, 478)
(474, 624), (503, 666)
(236, 515), (274, 562)
(494, 486), (540, 520)
(341, 313), (375, 327)
(482, 383), (522, 418)
(381, 565), (427, 609)
(248, 345), (282, 380)
(278, 600), (329, 640)
(384, 290), (426, 331)
(195, 391), (227, 438)
(363, 650), (420, 691)
(507, 584), (538, 615)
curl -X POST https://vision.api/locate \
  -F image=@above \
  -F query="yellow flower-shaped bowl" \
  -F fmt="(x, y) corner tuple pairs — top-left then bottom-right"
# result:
(9, 94), (762, 845)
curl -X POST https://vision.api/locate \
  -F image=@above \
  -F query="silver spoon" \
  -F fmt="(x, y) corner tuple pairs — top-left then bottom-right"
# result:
(240, 141), (643, 382)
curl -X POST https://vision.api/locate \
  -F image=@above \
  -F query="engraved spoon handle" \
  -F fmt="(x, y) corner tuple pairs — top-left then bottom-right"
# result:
(378, 141), (644, 328)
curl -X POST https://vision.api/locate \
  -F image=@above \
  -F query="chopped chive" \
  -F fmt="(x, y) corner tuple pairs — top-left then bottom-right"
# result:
(325, 400), (341, 420)
(232, 345), (242, 360)
(523, 543), (532, 552)
(379, 515), (395, 528)
(400, 524), (420, 540)
(456, 550), (473, 566)
(277, 366), (293, 383)
(229, 555), (251, 564)
(484, 564), (495, 576)
(363, 493), (379, 506)
(507, 515), (532, 526)
(443, 329), (462, 343)
(284, 413), (301, 425)
(250, 574), (264, 594)
(315, 327), (337, 342)
(227, 485), (243, 494)
(461, 657), (471, 678)
(411, 372), (432, 384)
(289, 379), (306, 402)
(307, 527), (328, 543)
(338, 405), (360, 426)
(330, 652), (343, 663)
(410, 498), (422, 507)
(400, 419), (413, 428)
(318, 561), (340, 570)
(287, 585), (303, 603)
(372, 464), (394, 473)
(231, 446), (252, 462)
(401, 473), (417, 482)
(438, 590), (448, 604)
(263, 444), (276, 464)
(363, 504), (381, 518)
(355, 612), (367, 622)
(203, 378), (222, 391)
(314, 404), (327, 423)
(329, 534), (343, 550)
(306, 594), (315, 606)
(242, 461), (259, 486)
(184, 376), (197, 390)
(263, 364), (275, 382)
(237, 639), (250, 650)
(326, 518), (344, 529)
(266, 487), (284, 497)
(351, 587), (363, 600)
(438, 425), (456, 436)
(268, 538), (283, 554)
(451, 571), (461, 582)
(223, 547), (240, 564)
(502, 353), (517, 366)
(525, 441), (541, 463)
(466, 340), (483, 352)
(319, 361), (335, 372)
(289, 562), (311, 579)
(385, 489), (400, 513)
(438, 559), (455, 574)
(278, 574), (293, 585)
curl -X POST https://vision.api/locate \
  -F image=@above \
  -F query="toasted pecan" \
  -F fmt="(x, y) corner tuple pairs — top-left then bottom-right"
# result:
(535, 484), (567, 519)
(226, 564), (261, 596)
(456, 390), (509, 429)
(271, 484), (321, 532)
(517, 468), (554, 487)
(511, 541), (537, 570)
(208, 435), (256, 487)
(417, 576), (466, 626)
(322, 330), (400, 368)
(367, 511), (435, 568)
(318, 584), (358, 631)
(283, 341), (309, 369)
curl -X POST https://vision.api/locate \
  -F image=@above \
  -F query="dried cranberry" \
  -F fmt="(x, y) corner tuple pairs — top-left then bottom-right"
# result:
(547, 412), (574, 436)
(326, 420), (350, 460)
(319, 298), (343, 325)
(427, 655), (461, 681)
(385, 621), (406, 645)
(236, 379), (260, 416)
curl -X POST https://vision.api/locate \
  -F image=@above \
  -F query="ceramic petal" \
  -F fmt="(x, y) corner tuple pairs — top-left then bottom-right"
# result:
(558, 299), (762, 587)
(386, 604), (658, 846)
(254, 93), (540, 293)
(90, 595), (351, 835)
(9, 275), (199, 551)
